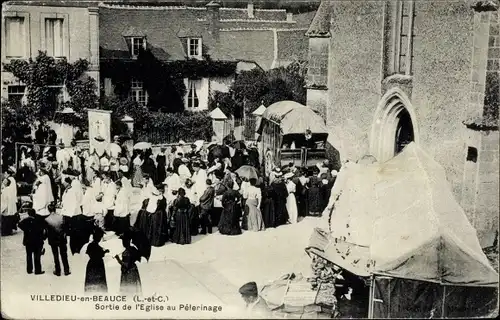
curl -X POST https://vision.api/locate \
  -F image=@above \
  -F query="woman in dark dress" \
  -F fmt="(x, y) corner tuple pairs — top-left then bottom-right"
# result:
(84, 229), (109, 293)
(308, 168), (323, 216)
(319, 173), (331, 213)
(156, 148), (167, 185)
(218, 180), (242, 235)
(148, 195), (168, 247)
(260, 179), (276, 229)
(170, 188), (192, 245)
(115, 235), (142, 296)
(271, 175), (289, 227)
(141, 149), (157, 185)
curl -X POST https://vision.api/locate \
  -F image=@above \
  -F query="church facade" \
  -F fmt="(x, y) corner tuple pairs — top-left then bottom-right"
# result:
(306, 0), (499, 247)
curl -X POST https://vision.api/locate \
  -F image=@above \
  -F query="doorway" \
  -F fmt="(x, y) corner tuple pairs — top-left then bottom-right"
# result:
(370, 88), (418, 162)
(394, 108), (414, 155)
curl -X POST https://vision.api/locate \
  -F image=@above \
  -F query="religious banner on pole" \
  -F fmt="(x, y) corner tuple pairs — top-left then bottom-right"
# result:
(87, 109), (112, 157)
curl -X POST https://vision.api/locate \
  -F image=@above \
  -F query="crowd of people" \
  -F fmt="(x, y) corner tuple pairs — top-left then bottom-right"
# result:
(1, 132), (339, 294)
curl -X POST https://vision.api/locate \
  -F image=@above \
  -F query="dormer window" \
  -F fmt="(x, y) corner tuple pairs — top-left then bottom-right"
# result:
(129, 37), (146, 58)
(187, 38), (202, 58)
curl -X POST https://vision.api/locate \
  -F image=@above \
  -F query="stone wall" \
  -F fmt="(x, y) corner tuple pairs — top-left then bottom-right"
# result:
(325, 1), (385, 161)
(306, 37), (329, 119)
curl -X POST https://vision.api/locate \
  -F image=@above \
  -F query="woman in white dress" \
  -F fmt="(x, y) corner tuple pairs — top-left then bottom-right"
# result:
(246, 178), (265, 232)
(284, 172), (298, 224)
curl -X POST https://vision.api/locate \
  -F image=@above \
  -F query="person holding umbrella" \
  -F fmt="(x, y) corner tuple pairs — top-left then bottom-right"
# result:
(115, 233), (142, 296)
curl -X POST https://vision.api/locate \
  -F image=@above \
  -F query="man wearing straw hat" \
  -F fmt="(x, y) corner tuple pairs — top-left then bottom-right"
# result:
(238, 282), (271, 318)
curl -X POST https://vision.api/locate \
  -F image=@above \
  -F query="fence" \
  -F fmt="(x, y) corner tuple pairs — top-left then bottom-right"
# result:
(225, 116), (258, 143)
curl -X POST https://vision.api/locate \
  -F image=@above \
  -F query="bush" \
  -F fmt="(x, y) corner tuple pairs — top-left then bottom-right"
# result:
(135, 110), (213, 144)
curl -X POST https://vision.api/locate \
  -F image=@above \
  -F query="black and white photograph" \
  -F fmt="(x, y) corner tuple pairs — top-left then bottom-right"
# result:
(1, 0), (499, 318)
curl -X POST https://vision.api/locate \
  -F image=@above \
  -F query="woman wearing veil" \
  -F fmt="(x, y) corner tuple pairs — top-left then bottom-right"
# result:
(170, 188), (192, 245)
(115, 234), (142, 296)
(131, 151), (144, 187)
(84, 228), (109, 293)
(218, 179), (242, 235)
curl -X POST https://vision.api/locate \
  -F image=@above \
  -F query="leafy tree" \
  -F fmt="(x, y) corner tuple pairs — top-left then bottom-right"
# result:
(211, 60), (307, 118)
(2, 51), (98, 130)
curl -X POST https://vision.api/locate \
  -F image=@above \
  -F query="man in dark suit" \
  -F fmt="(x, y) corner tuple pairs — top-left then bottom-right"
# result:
(239, 282), (272, 318)
(198, 179), (215, 235)
(18, 205), (47, 275)
(45, 204), (70, 276)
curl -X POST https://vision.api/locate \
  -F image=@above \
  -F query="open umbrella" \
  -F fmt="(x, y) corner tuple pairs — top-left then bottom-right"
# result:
(208, 145), (230, 161)
(133, 142), (152, 150)
(232, 140), (247, 150)
(235, 165), (259, 180)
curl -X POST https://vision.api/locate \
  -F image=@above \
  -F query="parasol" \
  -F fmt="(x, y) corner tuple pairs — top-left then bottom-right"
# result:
(235, 165), (259, 180)
(133, 142), (152, 150)
(121, 227), (152, 261)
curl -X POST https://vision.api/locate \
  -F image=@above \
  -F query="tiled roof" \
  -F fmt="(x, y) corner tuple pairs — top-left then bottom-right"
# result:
(99, 6), (215, 61)
(306, 0), (332, 37)
(219, 7), (288, 20)
(99, 3), (315, 68)
(4, 0), (99, 7)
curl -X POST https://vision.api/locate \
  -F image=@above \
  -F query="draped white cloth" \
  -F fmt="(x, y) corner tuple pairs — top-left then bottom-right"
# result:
(163, 173), (181, 192)
(114, 187), (130, 217)
(101, 180), (117, 210)
(32, 174), (53, 217)
(61, 185), (81, 217)
(192, 168), (208, 199)
(2, 177), (17, 216)
(286, 181), (298, 224)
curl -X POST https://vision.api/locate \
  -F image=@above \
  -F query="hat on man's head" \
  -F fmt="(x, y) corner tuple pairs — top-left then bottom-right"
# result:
(119, 157), (128, 166)
(239, 282), (258, 297)
(7, 166), (16, 175)
(58, 142), (65, 148)
(181, 158), (189, 163)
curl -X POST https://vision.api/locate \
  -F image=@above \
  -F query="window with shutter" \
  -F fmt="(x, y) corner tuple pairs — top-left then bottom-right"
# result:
(45, 18), (64, 57)
(5, 17), (26, 58)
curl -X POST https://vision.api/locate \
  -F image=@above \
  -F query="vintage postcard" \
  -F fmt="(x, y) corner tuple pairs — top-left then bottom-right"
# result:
(1, 0), (499, 319)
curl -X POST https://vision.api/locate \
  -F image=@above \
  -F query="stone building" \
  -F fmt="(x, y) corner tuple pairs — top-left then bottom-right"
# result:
(1, 1), (100, 101)
(99, 1), (314, 111)
(306, 0), (499, 247)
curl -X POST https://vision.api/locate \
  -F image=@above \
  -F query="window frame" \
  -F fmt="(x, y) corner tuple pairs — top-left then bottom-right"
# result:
(40, 13), (69, 59)
(187, 38), (202, 59)
(130, 37), (146, 58)
(186, 79), (200, 109)
(129, 78), (148, 105)
(394, 0), (415, 75)
(7, 85), (26, 105)
(2, 12), (30, 61)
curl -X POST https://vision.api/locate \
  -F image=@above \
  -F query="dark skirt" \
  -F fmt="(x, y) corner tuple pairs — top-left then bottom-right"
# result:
(1, 215), (18, 236)
(308, 186), (323, 214)
(172, 211), (191, 245)
(261, 198), (275, 229)
(218, 202), (242, 236)
(69, 215), (93, 255)
(120, 266), (142, 295)
(149, 210), (168, 247)
(297, 189), (309, 217)
(189, 205), (199, 236)
(84, 258), (108, 293)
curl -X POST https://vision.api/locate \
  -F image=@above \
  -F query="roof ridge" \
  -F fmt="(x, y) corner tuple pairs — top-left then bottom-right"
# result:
(100, 3), (205, 10)
(219, 27), (308, 32)
(219, 19), (294, 23)
(220, 7), (287, 13)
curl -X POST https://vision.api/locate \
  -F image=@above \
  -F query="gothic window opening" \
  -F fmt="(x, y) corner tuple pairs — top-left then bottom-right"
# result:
(395, 0), (415, 75)
(129, 37), (145, 58)
(466, 147), (478, 163)
(394, 108), (415, 155)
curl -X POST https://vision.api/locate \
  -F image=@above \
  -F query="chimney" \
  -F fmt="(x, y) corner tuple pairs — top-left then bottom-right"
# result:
(287, 12), (293, 22)
(247, 1), (254, 18)
(206, 1), (220, 41)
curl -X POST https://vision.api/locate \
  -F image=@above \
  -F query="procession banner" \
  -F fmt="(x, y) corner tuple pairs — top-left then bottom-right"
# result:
(88, 109), (112, 157)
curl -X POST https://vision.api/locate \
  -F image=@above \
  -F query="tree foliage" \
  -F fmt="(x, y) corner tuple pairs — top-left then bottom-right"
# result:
(2, 51), (98, 138)
(209, 60), (307, 117)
